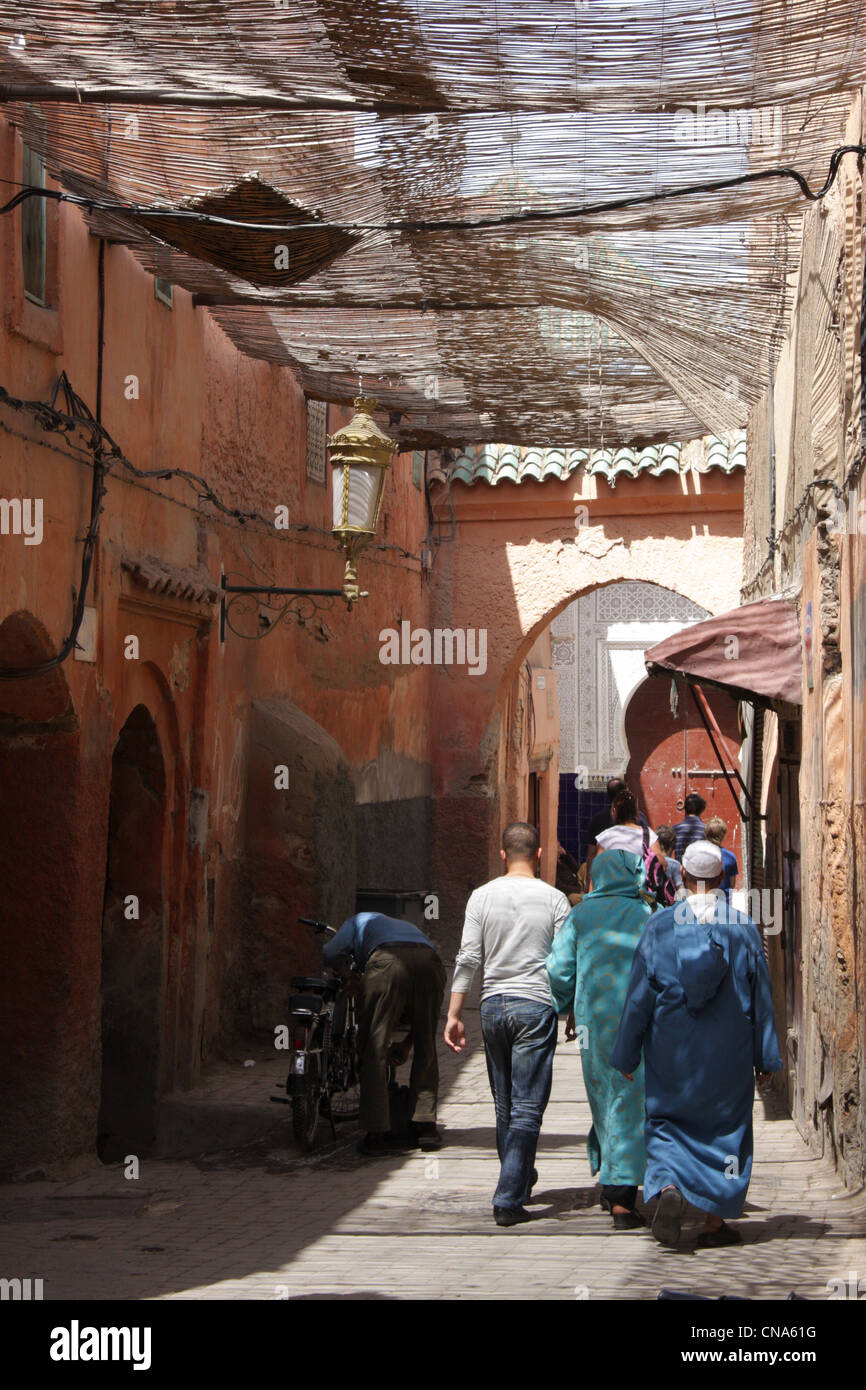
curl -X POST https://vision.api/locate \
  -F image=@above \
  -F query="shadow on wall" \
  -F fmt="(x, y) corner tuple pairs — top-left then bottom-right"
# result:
(0, 611), (90, 1178)
(99, 705), (166, 1164)
(221, 698), (357, 1041)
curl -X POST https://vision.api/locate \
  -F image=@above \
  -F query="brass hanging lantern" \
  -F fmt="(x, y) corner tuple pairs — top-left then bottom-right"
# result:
(328, 396), (397, 606)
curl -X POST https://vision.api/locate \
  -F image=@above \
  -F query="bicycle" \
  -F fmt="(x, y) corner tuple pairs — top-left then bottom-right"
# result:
(272, 916), (417, 1153)
(272, 917), (361, 1152)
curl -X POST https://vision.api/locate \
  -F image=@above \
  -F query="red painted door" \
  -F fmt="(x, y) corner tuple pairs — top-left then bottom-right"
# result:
(624, 677), (743, 858)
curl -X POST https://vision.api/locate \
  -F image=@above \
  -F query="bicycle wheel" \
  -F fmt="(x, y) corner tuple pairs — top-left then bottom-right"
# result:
(328, 1021), (360, 1121)
(291, 1091), (322, 1151)
(291, 1051), (322, 1152)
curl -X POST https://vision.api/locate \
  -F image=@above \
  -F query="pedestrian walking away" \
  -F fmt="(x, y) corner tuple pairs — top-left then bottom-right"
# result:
(323, 912), (446, 1156)
(584, 777), (626, 882)
(444, 822), (571, 1226)
(594, 787), (656, 868)
(610, 841), (783, 1249)
(645, 824), (684, 905)
(705, 815), (739, 900)
(546, 848), (654, 1230)
(584, 780), (653, 882)
(673, 792), (708, 861)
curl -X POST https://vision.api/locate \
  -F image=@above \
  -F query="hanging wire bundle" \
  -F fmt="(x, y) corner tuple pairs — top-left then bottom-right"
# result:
(1, 0), (865, 447)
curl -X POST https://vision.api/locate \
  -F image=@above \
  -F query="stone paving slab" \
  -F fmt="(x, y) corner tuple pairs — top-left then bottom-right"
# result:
(0, 1009), (864, 1300)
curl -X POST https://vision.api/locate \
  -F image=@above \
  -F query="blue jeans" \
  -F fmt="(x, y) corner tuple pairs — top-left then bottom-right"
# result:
(480, 994), (558, 1211)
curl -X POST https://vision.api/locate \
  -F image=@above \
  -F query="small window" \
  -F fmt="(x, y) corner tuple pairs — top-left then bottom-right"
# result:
(305, 399), (328, 485)
(22, 145), (47, 305)
(154, 277), (173, 307)
(412, 450), (425, 491)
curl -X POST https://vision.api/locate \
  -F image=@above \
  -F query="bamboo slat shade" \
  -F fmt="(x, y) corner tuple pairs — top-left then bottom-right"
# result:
(3, 1), (866, 112)
(126, 175), (359, 286)
(1, 2), (864, 446)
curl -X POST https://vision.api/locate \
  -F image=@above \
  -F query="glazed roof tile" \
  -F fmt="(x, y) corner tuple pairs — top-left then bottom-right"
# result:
(431, 431), (746, 489)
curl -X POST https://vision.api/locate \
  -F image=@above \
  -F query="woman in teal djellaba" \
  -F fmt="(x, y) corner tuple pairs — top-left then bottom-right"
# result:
(546, 847), (653, 1230)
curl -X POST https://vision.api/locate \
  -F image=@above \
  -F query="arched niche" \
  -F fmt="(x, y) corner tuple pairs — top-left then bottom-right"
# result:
(0, 611), (81, 1177)
(98, 703), (167, 1163)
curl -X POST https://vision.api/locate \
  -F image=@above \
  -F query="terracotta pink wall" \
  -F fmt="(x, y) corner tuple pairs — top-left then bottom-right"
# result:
(0, 114), (432, 1172)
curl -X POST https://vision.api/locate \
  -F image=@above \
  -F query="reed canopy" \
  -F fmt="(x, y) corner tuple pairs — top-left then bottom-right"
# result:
(2, 1), (865, 448)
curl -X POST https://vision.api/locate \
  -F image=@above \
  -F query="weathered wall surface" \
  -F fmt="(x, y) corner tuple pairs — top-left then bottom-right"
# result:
(0, 114), (431, 1174)
(742, 90), (865, 1186)
(231, 699), (357, 1037)
(845, 514), (866, 1184)
(796, 537), (861, 1179)
(493, 630), (561, 895)
(0, 616), (106, 1176)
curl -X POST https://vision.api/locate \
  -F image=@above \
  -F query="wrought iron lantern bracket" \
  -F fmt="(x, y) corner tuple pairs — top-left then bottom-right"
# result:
(219, 574), (367, 642)
(220, 396), (394, 642)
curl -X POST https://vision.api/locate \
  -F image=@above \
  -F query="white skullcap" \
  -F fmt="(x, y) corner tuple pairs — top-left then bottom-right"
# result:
(682, 840), (724, 879)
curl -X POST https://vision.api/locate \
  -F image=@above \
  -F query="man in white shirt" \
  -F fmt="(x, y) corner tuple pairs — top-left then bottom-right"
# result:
(444, 822), (571, 1225)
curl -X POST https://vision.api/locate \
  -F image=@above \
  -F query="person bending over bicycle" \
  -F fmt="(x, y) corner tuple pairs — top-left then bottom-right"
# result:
(323, 911), (446, 1157)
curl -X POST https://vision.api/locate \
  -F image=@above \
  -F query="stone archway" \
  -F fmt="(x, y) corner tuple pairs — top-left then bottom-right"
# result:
(427, 459), (746, 946)
(98, 704), (166, 1163)
(553, 581), (710, 775)
(430, 545), (743, 944)
(0, 612), (84, 1178)
(551, 580), (713, 863)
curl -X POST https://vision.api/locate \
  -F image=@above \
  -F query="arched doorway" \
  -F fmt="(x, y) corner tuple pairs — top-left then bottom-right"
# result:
(99, 705), (166, 1163)
(0, 612), (82, 1177)
(551, 580), (715, 862)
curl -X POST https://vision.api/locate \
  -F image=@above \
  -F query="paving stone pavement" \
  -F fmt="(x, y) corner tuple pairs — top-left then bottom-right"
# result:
(1, 1010), (864, 1301)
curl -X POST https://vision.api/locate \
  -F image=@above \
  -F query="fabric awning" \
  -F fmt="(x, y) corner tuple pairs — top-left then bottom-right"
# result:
(644, 597), (802, 705)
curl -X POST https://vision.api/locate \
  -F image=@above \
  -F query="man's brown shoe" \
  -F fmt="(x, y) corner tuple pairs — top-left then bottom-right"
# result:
(416, 1123), (442, 1151)
(357, 1132), (408, 1157)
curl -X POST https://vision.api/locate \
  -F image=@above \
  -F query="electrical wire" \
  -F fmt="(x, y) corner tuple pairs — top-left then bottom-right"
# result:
(3, 141), (859, 679)
(740, 476), (845, 601)
(0, 254), (109, 681)
(0, 371), (424, 679)
(1, 144), (865, 236)
(0, 372), (427, 563)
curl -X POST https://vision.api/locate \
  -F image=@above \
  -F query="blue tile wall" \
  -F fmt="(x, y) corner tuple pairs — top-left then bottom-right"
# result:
(557, 774), (608, 864)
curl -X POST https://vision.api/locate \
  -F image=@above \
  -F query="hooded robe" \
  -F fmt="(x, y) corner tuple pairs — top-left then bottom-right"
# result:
(609, 889), (782, 1218)
(546, 849), (652, 1187)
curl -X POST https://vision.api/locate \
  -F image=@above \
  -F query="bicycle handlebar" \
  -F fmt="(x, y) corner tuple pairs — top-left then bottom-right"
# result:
(298, 916), (337, 937)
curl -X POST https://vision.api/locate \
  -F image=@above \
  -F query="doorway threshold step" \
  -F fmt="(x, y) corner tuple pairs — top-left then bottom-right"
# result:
(155, 1091), (293, 1159)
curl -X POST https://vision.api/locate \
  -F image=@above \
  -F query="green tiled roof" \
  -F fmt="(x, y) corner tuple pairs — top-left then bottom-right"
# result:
(434, 431), (746, 489)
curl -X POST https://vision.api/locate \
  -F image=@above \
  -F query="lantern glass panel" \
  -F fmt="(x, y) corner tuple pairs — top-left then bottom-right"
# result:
(333, 463), (381, 532)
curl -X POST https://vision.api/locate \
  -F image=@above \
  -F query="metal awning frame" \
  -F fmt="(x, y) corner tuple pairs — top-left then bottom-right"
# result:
(686, 681), (763, 823)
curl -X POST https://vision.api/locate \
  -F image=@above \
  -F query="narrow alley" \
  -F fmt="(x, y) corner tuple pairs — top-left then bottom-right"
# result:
(2, 1013), (864, 1302)
(2, 1), (866, 1349)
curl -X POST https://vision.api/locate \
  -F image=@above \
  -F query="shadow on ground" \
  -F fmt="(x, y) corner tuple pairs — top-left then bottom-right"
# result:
(1, 1010), (861, 1299)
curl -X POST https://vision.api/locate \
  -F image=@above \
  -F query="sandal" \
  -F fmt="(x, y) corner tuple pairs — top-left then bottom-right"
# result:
(651, 1187), (684, 1248)
(612, 1209), (646, 1231)
(697, 1222), (742, 1248)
